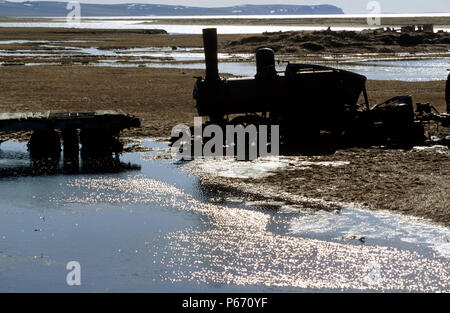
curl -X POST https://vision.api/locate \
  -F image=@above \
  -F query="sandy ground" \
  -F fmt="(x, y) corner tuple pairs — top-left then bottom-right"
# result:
(0, 66), (446, 131)
(0, 28), (449, 227)
(0, 66), (199, 139)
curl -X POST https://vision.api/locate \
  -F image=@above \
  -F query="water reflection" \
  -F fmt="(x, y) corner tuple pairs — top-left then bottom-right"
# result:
(0, 141), (140, 177)
(0, 139), (448, 292)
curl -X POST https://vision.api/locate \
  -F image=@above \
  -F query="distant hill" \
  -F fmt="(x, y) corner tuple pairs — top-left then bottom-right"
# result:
(0, 1), (344, 17)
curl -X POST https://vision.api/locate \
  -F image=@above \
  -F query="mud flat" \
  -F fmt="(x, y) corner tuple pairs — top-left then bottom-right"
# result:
(189, 146), (450, 228)
(223, 29), (450, 60)
(0, 63), (449, 226)
(0, 65), (447, 135)
(0, 27), (218, 49)
(0, 28), (449, 228)
(1, 27), (450, 61)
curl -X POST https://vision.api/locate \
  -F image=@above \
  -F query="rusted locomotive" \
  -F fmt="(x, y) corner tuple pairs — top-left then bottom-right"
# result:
(194, 29), (368, 137)
(191, 28), (449, 149)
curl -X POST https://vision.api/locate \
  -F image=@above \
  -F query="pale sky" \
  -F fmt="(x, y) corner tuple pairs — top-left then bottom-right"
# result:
(8, 0), (450, 14)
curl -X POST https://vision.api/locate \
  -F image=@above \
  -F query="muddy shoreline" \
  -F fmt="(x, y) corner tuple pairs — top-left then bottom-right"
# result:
(190, 146), (450, 227)
(2, 27), (450, 62)
(223, 29), (450, 60)
(0, 28), (449, 227)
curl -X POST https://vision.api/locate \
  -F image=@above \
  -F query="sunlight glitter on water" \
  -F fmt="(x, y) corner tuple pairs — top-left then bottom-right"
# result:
(61, 162), (449, 291)
(1, 20), (449, 35)
(0, 140), (448, 292)
(0, 21), (372, 34)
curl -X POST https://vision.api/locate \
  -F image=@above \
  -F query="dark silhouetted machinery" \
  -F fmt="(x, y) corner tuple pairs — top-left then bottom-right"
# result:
(191, 28), (450, 149)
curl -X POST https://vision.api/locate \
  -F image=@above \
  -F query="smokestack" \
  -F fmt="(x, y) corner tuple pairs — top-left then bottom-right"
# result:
(202, 28), (219, 82)
(446, 72), (450, 113)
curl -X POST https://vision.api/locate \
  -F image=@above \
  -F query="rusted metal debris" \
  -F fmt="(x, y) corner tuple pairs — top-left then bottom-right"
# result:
(0, 110), (140, 161)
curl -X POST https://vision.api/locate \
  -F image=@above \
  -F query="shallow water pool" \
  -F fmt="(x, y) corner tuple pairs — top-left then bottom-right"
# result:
(0, 140), (448, 292)
(1, 38), (448, 81)
(147, 58), (450, 81)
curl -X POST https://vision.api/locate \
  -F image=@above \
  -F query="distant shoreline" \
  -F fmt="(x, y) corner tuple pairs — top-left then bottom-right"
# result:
(0, 2), (344, 18)
(2, 14), (450, 24)
(3, 13), (450, 18)
(1, 15), (450, 35)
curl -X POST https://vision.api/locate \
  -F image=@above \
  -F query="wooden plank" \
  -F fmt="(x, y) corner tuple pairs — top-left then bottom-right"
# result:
(0, 110), (140, 132)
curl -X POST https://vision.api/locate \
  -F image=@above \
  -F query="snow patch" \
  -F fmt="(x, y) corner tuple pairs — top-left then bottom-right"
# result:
(188, 156), (287, 179)
(289, 207), (450, 258)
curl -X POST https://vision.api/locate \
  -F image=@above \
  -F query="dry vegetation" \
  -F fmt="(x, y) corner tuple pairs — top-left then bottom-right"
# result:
(223, 29), (450, 57)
